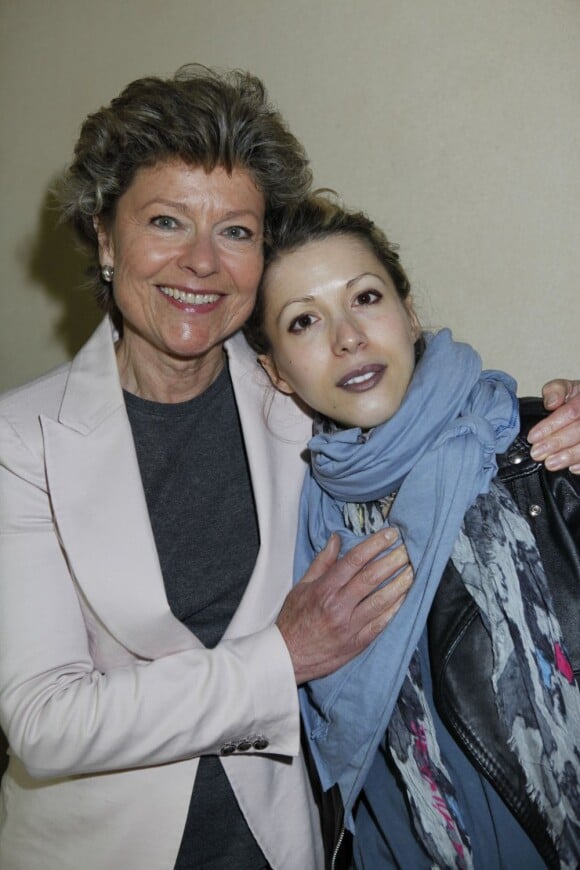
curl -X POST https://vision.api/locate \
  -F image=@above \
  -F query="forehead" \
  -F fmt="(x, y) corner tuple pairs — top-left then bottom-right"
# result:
(267, 233), (391, 290)
(121, 159), (265, 211)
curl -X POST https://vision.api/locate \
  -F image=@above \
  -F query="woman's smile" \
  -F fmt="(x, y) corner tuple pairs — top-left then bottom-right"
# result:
(95, 160), (265, 401)
(157, 285), (222, 307)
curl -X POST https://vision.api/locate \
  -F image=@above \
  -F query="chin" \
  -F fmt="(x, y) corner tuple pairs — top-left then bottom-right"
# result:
(334, 415), (385, 431)
(330, 396), (401, 431)
(353, 410), (397, 431)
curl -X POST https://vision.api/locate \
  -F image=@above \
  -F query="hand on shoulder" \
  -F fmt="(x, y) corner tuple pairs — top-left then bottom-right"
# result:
(528, 379), (580, 474)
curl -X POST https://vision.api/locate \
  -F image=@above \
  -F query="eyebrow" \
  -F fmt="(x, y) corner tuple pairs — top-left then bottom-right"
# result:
(138, 198), (190, 215)
(275, 271), (387, 322)
(275, 294), (315, 324)
(139, 199), (262, 221)
(346, 271), (386, 289)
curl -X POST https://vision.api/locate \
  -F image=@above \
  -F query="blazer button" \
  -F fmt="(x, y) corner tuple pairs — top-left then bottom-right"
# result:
(221, 742), (236, 756)
(509, 451), (526, 465)
(252, 737), (269, 751)
(237, 739), (252, 752)
(529, 504), (542, 517)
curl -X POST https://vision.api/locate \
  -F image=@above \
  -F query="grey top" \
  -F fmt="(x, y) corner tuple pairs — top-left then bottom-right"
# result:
(125, 364), (267, 869)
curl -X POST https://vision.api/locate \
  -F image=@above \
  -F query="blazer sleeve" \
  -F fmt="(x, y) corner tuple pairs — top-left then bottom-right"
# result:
(0, 412), (301, 779)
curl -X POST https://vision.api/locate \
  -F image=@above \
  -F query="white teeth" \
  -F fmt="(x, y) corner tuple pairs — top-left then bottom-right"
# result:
(159, 286), (219, 304)
(345, 371), (375, 386)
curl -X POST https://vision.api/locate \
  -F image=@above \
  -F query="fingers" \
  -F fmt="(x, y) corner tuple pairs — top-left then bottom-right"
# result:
(529, 388), (580, 474)
(540, 378), (576, 411)
(332, 526), (400, 580)
(277, 528), (413, 685)
(353, 564), (413, 648)
(345, 546), (412, 646)
(298, 533), (341, 585)
(342, 537), (409, 597)
(298, 527), (400, 589)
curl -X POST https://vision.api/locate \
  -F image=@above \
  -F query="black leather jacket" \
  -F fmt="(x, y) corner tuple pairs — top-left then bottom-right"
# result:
(429, 398), (580, 868)
(321, 399), (580, 869)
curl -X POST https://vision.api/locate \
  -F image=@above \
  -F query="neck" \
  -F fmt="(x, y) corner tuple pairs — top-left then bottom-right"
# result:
(115, 333), (226, 404)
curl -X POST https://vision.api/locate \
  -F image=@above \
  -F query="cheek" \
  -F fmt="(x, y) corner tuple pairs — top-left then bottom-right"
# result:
(279, 348), (321, 394)
(144, 242), (181, 276)
(225, 249), (263, 291)
(399, 317), (419, 370)
(115, 238), (168, 279)
(401, 341), (416, 382)
(399, 353), (417, 403)
(248, 268), (264, 300)
(268, 346), (298, 390)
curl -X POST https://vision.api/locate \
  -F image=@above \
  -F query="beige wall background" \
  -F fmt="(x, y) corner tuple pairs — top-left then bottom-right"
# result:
(1, 0), (578, 396)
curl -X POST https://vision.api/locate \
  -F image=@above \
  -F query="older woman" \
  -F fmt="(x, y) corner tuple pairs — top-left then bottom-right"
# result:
(0, 66), (578, 870)
(0, 65), (413, 870)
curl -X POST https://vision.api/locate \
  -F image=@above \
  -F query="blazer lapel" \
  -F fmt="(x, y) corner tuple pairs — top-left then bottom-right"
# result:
(223, 333), (312, 637)
(42, 319), (196, 660)
(42, 323), (312, 657)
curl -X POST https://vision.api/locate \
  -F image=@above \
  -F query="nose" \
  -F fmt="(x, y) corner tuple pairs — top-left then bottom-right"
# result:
(332, 316), (366, 355)
(178, 232), (218, 277)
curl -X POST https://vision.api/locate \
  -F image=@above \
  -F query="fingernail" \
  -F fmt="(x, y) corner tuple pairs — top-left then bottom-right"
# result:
(545, 454), (564, 471)
(544, 391), (560, 408)
(384, 527), (397, 543)
(530, 444), (545, 460)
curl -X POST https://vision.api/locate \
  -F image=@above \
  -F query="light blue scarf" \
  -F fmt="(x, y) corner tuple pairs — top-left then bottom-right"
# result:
(294, 329), (519, 826)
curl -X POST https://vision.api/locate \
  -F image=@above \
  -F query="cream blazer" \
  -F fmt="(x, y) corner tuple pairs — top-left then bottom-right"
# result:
(0, 319), (323, 870)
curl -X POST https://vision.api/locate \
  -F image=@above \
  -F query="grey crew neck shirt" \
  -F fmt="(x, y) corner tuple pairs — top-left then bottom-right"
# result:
(125, 363), (268, 869)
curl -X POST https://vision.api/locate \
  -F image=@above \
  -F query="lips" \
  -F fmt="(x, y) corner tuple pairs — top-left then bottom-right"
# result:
(337, 364), (385, 391)
(157, 284), (222, 313)
(158, 285), (221, 305)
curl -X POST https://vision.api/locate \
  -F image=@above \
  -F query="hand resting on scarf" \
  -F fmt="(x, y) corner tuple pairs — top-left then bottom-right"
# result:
(277, 527), (411, 685)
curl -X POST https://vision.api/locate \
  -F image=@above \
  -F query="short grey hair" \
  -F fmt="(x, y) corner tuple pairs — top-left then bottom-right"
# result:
(57, 63), (312, 313)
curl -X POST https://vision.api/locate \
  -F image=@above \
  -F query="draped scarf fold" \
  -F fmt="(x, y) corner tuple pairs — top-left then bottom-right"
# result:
(295, 329), (580, 866)
(294, 330), (519, 819)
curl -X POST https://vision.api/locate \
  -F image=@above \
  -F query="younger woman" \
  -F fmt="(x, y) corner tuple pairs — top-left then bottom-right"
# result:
(244, 196), (580, 869)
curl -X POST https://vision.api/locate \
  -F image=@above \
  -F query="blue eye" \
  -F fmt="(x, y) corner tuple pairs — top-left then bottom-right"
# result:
(152, 215), (179, 230)
(222, 225), (253, 240)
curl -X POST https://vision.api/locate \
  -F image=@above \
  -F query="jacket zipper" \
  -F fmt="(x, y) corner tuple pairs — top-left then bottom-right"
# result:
(331, 825), (345, 870)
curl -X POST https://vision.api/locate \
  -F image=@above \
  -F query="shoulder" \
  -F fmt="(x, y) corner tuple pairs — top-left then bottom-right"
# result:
(0, 317), (116, 474)
(0, 363), (71, 421)
(497, 397), (546, 483)
(518, 396), (548, 438)
(0, 363), (71, 464)
(0, 318), (116, 434)
(498, 397), (580, 494)
(0, 366), (71, 492)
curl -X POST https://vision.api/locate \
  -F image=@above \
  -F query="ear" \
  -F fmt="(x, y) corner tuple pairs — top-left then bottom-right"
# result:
(93, 216), (114, 267)
(257, 354), (295, 396)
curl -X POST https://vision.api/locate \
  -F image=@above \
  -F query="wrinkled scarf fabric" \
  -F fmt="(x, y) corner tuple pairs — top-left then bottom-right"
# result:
(386, 478), (580, 869)
(294, 329), (519, 824)
(448, 481), (580, 867)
